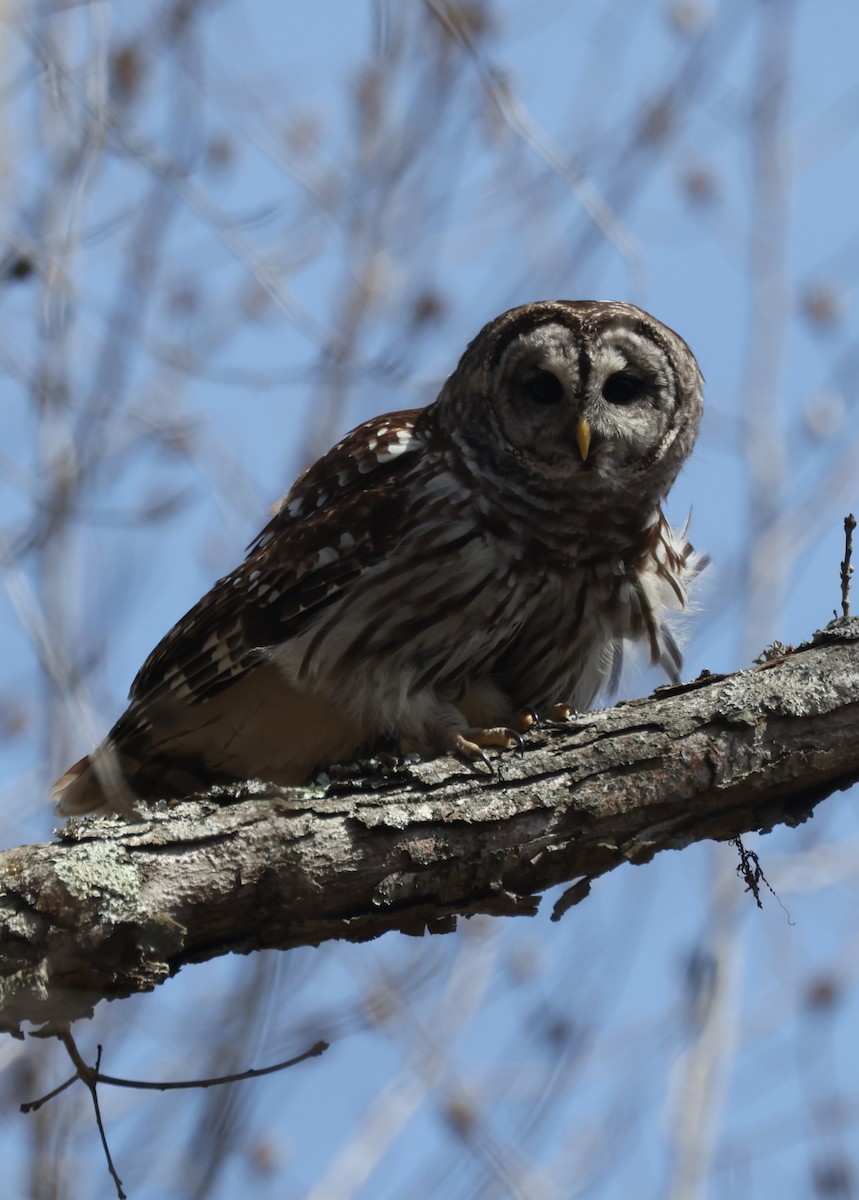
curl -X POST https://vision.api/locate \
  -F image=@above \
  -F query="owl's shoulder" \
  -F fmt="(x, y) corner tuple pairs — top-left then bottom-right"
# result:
(252, 407), (430, 552)
(122, 407), (438, 721)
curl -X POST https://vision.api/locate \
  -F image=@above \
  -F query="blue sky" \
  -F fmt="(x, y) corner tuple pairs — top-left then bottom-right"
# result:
(1, 2), (858, 1196)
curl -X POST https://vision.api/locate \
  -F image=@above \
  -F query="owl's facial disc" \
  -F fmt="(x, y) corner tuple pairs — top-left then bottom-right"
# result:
(491, 317), (685, 480)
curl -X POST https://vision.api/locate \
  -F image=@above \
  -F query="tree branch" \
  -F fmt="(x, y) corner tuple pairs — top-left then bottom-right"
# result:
(3, 619), (859, 1034)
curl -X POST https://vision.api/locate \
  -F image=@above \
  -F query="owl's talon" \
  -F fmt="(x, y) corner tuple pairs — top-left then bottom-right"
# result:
(547, 703), (573, 723)
(506, 729), (525, 755)
(476, 747), (494, 774)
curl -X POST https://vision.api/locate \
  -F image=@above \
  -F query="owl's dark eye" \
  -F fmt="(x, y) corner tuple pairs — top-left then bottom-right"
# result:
(602, 371), (643, 405)
(519, 369), (565, 406)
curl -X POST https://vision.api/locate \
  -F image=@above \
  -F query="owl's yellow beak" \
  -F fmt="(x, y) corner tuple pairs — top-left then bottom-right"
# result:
(575, 416), (592, 462)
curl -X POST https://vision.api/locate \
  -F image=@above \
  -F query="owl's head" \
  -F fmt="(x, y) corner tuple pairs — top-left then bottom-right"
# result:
(442, 300), (703, 501)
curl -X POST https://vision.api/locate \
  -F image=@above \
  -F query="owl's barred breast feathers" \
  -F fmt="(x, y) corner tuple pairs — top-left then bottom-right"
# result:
(53, 300), (705, 817)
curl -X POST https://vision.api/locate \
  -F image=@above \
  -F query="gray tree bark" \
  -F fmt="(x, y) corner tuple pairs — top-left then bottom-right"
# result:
(2, 619), (858, 1035)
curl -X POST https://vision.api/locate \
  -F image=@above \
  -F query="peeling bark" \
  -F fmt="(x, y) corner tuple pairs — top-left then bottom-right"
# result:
(2, 620), (859, 1034)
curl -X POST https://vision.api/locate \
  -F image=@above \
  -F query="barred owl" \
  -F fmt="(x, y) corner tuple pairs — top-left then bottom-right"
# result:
(54, 300), (704, 817)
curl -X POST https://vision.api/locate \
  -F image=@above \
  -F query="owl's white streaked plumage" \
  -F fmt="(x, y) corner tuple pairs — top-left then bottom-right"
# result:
(54, 300), (704, 816)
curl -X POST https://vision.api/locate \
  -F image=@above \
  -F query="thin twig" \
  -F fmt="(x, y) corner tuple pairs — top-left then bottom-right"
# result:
(20, 1027), (329, 1199)
(19, 1072), (77, 1112)
(58, 1030), (126, 1200)
(90, 1045), (126, 1200)
(93, 1039), (329, 1091)
(841, 513), (856, 618)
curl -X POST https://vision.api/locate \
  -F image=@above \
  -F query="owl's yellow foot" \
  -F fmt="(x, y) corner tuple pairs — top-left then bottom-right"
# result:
(512, 708), (537, 733)
(452, 726), (524, 772)
(547, 703), (573, 722)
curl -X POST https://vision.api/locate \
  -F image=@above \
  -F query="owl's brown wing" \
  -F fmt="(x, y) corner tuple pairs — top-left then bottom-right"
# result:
(110, 408), (427, 745)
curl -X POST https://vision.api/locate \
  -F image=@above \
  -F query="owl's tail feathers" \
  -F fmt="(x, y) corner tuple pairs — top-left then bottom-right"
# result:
(51, 743), (143, 819)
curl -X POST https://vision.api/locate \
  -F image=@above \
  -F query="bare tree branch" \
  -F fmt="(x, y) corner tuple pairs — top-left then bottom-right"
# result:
(2, 619), (858, 1035)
